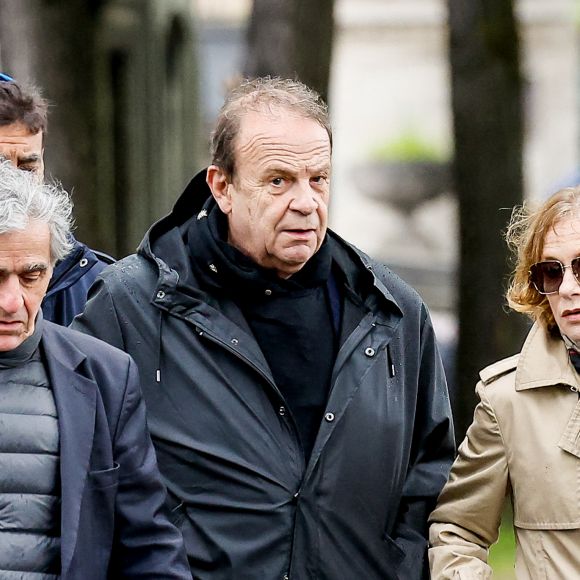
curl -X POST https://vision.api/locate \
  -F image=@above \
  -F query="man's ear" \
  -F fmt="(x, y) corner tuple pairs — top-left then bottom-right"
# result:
(206, 165), (232, 214)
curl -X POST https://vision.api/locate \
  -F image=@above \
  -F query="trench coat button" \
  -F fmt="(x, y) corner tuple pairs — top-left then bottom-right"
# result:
(325, 412), (335, 422)
(365, 347), (375, 357)
(264, 289), (272, 296)
(282, 575), (289, 580)
(209, 263), (218, 273)
(156, 290), (165, 299)
(231, 338), (239, 346)
(79, 258), (88, 267)
(278, 406), (286, 416)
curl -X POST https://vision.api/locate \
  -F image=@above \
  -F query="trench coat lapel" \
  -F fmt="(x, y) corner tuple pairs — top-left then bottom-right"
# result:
(516, 324), (580, 459)
(42, 324), (97, 578)
(558, 398), (580, 459)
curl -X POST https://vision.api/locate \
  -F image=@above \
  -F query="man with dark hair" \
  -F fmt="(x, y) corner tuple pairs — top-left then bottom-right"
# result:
(74, 77), (455, 579)
(0, 73), (113, 326)
(0, 160), (190, 578)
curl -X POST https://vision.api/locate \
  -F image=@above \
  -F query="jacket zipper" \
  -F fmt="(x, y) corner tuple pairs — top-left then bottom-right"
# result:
(188, 320), (304, 457)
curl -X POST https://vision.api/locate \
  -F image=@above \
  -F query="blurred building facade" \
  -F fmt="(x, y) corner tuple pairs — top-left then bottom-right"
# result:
(194, 0), (578, 318)
(1, 0), (574, 301)
(329, 0), (577, 311)
(94, 0), (201, 256)
(0, 0), (203, 258)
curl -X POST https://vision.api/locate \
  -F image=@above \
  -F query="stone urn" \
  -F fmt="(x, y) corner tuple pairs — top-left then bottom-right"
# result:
(356, 160), (452, 214)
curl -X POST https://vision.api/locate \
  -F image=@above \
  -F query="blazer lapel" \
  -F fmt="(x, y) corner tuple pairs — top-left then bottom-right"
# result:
(42, 324), (97, 578)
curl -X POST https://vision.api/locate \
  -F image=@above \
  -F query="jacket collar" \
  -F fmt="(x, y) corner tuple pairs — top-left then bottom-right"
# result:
(46, 237), (101, 296)
(512, 324), (580, 459)
(515, 322), (580, 391)
(41, 322), (97, 577)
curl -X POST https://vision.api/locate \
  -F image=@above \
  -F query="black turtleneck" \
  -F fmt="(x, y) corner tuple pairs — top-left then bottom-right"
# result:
(0, 310), (44, 369)
(187, 198), (340, 460)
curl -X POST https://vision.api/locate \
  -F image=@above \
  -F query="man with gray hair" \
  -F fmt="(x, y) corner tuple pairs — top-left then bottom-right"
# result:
(0, 160), (190, 578)
(74, 77), (454, 579)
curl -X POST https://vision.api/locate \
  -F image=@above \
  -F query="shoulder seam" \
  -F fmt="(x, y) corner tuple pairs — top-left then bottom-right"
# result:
(479, 354), (519, 386)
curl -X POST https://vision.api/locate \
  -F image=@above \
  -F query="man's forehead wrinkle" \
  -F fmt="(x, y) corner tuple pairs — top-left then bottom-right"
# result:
(239, 146), (331, 169)
(256, 143), (330, 158)
(253, 148), (331, 172)
(237, 131), (330, 153)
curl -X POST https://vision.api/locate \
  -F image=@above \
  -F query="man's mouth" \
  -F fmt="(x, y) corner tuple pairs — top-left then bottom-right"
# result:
(0, 320), (24, 330)
(284, 228), (315, 234)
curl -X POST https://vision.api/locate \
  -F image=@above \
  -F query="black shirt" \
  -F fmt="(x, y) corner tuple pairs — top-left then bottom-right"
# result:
(187, 199), (339, 459)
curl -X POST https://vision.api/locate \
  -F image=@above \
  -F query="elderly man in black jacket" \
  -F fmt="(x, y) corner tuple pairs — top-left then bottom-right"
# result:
(73, 77), (455, 579)
(0, 160), (190, 578)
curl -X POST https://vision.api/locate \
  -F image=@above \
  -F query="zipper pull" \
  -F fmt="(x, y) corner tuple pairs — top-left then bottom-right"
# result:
(387, 344), (395, 378)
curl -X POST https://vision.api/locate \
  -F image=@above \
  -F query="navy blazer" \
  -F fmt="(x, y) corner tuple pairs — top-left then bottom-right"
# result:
(41, 322), (190, 579)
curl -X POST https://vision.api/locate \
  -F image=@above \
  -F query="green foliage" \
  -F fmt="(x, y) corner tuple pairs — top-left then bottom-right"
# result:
(488, 507), (516, 579)
(370, 130), (449, 163)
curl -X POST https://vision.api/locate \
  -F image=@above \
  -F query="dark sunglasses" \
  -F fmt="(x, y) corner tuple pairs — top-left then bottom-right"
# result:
(529, 258), (580, 295)
(0, 73), (14, 82)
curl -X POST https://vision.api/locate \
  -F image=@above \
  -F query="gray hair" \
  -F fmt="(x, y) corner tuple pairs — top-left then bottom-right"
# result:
(210, 76), (332, 179)
(0, 160), (73, 263)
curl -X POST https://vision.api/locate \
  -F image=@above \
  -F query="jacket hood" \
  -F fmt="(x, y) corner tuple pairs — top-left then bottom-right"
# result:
(47, 237), (113, 296)
(138, 169), (209, 258)
(137, 168), (402, 319)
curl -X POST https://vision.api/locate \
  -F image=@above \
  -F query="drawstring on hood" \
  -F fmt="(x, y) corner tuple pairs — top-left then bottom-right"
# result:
(156, 309), (164, 383)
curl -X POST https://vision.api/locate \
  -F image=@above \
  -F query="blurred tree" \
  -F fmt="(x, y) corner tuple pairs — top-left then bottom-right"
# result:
(0, 0), (103, 250)
(244, 0), (335, 103)
(448, 0), (527, 440)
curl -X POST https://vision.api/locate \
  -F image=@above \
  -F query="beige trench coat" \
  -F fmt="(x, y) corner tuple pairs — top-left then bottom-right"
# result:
(429, 323), (580, 579)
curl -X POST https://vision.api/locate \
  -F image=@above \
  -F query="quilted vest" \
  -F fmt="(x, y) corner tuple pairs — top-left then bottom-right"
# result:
(0, 345), (61, 578)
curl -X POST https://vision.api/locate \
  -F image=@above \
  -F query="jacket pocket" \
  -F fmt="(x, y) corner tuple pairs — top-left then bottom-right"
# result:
(383, 532), (406, 570)
(88, 462), (120, 489)
(166, 490), (187, 528)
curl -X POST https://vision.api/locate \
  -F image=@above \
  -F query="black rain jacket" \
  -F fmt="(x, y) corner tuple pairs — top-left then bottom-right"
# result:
(72, 170), (455, 580)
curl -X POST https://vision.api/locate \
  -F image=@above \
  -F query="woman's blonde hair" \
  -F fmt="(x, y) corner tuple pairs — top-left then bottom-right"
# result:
(506, 186), (580, 332)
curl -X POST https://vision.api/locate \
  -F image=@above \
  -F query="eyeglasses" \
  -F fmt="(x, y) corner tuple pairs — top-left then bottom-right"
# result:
(0, 73), (14, 82)
(529, 258), (580, 295)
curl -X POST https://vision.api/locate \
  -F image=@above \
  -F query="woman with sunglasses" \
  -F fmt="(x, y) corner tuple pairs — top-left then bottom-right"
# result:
(429, 187), (580, 579)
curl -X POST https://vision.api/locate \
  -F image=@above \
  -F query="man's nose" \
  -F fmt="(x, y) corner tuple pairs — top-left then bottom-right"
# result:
(289, 181), (318, 214)
(0, 277), (24, 314)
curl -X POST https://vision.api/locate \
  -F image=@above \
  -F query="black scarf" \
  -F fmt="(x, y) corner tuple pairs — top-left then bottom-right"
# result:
(186, 197), (332, 297)
(569, 349), (580, 374)
(186, 198), (338, 460)
(562, 334), (580, 374)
